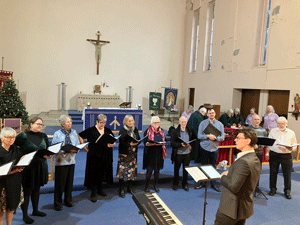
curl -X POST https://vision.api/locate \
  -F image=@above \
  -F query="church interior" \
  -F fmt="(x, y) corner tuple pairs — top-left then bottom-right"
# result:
(1, 0), (300, 224)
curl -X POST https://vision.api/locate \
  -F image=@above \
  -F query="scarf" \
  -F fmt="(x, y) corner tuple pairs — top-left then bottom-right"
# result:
(124, 125), (136, 138)
(61, 128), (72, 145)
(147, 125), (166, 159)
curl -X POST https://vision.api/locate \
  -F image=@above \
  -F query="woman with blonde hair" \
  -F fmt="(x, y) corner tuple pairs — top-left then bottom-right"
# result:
(116, 115), (140, 198)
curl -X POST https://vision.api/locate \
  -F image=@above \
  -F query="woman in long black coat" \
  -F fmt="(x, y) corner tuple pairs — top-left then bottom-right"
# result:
(79, 114), (115, 203)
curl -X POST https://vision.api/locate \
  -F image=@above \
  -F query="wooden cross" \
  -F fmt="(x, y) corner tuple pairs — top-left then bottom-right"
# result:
(87, 31), (110, 75)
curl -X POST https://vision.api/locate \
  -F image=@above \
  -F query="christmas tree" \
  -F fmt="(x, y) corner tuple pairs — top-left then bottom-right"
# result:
(0, 77), (29, 124)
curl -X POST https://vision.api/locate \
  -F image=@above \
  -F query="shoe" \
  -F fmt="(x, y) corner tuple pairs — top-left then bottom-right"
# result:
(269, 190), (276, 196)
(154, 185), (160, 193)
(211, 185), (221, 192)
(32, 210), (47, 217)
(183, 185), (189, 192)
(285, 193), (292, 199)
(23, 215), (34, 224)
(144, 188), (150, 192)
(195, 183), (204, 190)
(54, 205), (63, 211)
(127, 187), (135, 195)
(172, 185), (178, 191)
(119, 189), (125, 198)
(97, 189), (107, 197)
(64, 202), (74, 207)
(90, 196), (97, 203)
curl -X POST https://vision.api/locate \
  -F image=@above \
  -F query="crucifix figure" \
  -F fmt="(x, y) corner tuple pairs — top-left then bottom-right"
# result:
(87, 31), (110, 75)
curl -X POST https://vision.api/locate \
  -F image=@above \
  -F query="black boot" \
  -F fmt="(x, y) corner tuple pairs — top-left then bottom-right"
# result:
(31, 189), (47, 217)
(145, 170), (152, 192)
(90, 186), (97, 203)
(97, 183), (107, 197)
(154, 171), (160, 193)
(127, 181), (135, 194)
(119, 179), (125, 198)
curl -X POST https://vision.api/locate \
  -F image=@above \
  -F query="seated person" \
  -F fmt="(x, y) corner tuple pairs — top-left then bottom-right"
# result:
(231, 108), (245, 127)
(218, 109), (233, 128)
(245, 108), (256, 126)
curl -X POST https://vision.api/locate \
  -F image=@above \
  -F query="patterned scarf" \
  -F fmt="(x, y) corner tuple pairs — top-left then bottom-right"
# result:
(124, 125), (136, 138)
(147, 125), (166, 159)
(61, 128), (72, 145)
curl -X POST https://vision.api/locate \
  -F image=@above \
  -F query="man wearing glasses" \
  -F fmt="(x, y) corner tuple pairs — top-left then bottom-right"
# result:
(215, 129), (261, 225)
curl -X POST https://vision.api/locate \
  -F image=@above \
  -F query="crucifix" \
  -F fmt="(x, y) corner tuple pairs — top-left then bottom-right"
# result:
(87, 31), (110, 75)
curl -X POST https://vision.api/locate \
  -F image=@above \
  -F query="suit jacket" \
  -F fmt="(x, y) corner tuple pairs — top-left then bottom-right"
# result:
(218, 152), (261, 220)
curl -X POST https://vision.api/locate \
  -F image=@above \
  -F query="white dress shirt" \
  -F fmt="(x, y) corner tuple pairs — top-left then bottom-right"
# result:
(268, 127), (297, 154)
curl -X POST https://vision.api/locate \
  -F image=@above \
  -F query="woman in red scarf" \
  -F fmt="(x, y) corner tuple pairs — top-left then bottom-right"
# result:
(143, 116), (166, 192)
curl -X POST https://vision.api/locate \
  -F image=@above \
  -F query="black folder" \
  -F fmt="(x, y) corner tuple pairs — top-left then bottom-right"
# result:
(148, 139), (166, 145)
(61, 143), (89, 153)
(0, 161), (15, 177)
(35, 142), (63, 157)
(203, 123), (222, 137)
(178, 137), (197, 145)
(96, 133), (120, 145)
(257, 137), (276, 146)
(124, 135), (148, 144)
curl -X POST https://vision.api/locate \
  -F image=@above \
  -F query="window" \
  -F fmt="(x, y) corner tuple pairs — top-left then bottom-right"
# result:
(190, 8), (200, 73)
(262, 0), (271, 65)
(203, 1), (215, 71)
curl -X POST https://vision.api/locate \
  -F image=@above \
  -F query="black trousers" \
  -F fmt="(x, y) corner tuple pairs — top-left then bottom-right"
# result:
(215, 210), (246, 225)
(54, 165), (75, 207)
(269, 151), (292, 193)
(173, 153), (190, 186)
(201, 149), (219, 186)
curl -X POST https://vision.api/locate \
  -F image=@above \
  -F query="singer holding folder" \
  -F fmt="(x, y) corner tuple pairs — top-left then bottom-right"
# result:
(51, 115), (80, 211)
(116, 115), (140, 198)
(79, 114), (115, 203)
(171, 116), (196, 191)
(15, 117), (50, 224)
(195, 109), (224, 191)
(0, 127), (24, 225)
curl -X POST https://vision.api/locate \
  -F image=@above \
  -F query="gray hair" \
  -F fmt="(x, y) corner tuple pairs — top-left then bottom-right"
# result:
(199, 107), (207, 114)
(151, 116), (160, 124)
(187, 105), (194, 111)
(266, 105), (275, 113)
(250, 108), (256, 112)
(227, 109), (234, 116)
(0, 127), (17, 139)
(277, 116), (287, 124)
(234, 108), (240, 113)
(96, 114), (107, 122)
(123, 115), (134, 126)
(59, 115), (72, 126)
(179, 116), (187, 123)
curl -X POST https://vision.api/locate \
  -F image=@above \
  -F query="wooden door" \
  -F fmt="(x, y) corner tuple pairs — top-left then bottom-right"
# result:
(189, 88), (195, 107)
(240, 89), (260, 120)
(268, 90), (290, 118)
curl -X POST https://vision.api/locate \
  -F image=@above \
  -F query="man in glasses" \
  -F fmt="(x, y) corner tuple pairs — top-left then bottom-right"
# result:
(215, 129), (261, 225)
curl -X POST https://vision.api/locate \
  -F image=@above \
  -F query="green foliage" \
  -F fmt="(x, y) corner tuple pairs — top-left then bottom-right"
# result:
(0, 78), (29, 124)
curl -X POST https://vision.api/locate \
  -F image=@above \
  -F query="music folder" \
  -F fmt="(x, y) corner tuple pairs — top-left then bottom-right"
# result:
(0, 161), (14, 177)
(124, 135), (148, 144)
(257, 137), (276, 146)
(178, 137), (196, 145)
(185, 165), (221, 182)
(276, 143), (300, 148)
(35, 142), (63, 157)
(14, 151), (37, 167)
(96, 133), (121, 145)
(61, 143), (89, 153)
(203, 123), (222, 137)
(148, 139), (166, 145)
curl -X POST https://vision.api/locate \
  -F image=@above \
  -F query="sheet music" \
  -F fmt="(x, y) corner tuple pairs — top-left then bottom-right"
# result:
(277, 143), (300, 148)
(0, 161), (13, 176)
(185, 167), (208, 182)
(138, 135), (148, 142)
(16, 151), (37, 166)
(76, 142), (89, 150)
(201, 165), (221, 179)
(48, 142), (63, 154)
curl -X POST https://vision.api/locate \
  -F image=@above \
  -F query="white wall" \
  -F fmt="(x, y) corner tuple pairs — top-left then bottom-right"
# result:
(182, 0), (300, 139)
(0, 0), (186, 114)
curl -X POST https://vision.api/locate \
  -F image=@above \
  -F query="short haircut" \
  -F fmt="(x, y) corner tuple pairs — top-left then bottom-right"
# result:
(96, 114), (107, 122)
(0, 127), (17, 139)
(179, 116), (187, 123)
(187, 105), (194, 110)
(266, 105), (275, 113)
(237, 128), (257, 147)
(59, 115), (72, 126)
(234, 108), (240, 113)
(252, 114), (260, 120)
(123, 115), (134, 126)
(277, 116), (287, 123)
(250, 108), (256, 112)
(199, 107), (207, 114)
(207, 108), (215, 113)
(150, 116), (160, 124)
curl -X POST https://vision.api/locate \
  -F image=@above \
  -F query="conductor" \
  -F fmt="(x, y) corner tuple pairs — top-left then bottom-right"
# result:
(215, 129), (261, 225)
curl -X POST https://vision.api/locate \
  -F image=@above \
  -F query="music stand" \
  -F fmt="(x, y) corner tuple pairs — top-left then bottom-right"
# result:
(254, 187), (268, 200)
(185, 165), (221, 225)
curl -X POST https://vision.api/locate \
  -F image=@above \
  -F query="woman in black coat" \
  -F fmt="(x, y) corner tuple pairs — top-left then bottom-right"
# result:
(79, 114), (116, 203)
(116, 115), (140, 198)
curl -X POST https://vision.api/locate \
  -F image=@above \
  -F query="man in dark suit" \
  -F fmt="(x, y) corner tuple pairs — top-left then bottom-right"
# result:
(215, 129), (261, 225)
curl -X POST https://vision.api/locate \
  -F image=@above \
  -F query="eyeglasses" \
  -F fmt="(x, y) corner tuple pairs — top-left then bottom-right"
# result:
(34, 123), (44, 127)
(153, 122), (160, 124)
(98, 121), (106, 125)
(235, 137), (247, 140)
(4, 136), (16, 139)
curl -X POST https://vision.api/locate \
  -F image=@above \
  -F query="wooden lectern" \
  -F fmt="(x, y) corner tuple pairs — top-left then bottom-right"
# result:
(119, 102), (131, 109)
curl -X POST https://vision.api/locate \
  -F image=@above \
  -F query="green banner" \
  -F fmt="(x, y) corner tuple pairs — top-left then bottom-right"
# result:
(149, 92), (161, 110)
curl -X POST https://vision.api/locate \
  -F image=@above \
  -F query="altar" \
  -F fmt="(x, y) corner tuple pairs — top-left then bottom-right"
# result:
(84, 108), (143, 132)
(77, 94), (120, 111)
